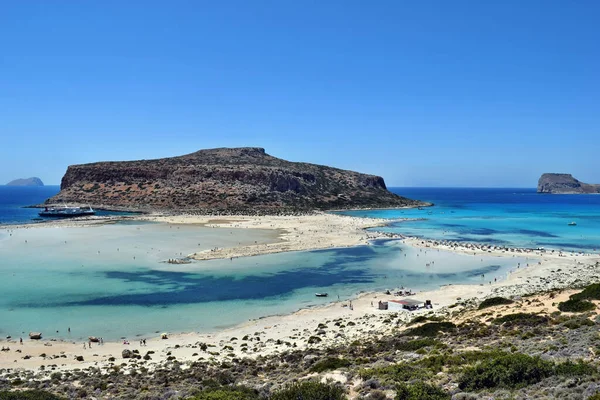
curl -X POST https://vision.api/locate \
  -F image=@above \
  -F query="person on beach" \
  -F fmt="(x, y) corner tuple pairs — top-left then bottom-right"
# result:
(19, 338), (22, 345)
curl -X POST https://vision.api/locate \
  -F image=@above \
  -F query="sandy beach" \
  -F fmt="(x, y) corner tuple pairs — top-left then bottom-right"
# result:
(1, 212), (599, 375)
(141, 212), (404, 260)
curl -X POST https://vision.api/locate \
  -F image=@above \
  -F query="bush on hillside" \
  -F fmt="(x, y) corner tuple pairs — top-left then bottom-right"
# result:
(360, 363), (425, 383)
(310, 357), (352, 373)
(402, 322), (456, 337)
(395, 382), (450, 400)
(190, 387), (259, 400)
(458, 353), (554, 390)
(457, 352), (597, 392)
(491, 313), (548, 327)
(0, 392), (64, 400)
(558, 299), (596, 313)
(270, 381), (346, 400)
(478, 297), (513, 310)
(571, 283), (600, 301)
(395, 338), (440, 352)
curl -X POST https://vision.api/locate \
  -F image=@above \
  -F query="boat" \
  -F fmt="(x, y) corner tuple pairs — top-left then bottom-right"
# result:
(39, 205), (96, 218)
(315, 293), (329, 297)
(568, 222), (577, 226)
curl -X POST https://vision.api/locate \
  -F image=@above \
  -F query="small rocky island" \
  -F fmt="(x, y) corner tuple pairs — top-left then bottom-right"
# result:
(537, 173), (600, 194)
(46, 147), (427, 213)
(6, 177), (44, 186)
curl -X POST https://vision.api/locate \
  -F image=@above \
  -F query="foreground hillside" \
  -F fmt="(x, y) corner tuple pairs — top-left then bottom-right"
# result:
(4, 283), (600, 400)
(45, 147), (424, 213)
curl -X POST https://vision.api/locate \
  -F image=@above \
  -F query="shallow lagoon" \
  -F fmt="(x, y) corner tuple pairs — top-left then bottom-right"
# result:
(0, 222), (524, 340)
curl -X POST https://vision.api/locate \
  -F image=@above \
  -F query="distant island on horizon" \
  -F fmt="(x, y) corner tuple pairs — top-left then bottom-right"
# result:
(44, 147), (429, 213)
(6, 177), (44, 187)
(537, 173), (600, 194)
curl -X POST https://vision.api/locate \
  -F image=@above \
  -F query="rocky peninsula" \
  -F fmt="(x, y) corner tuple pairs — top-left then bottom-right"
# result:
(45, 147), (427, 213)
(538, 173), (600, 194)
(6, 177), (44, 186)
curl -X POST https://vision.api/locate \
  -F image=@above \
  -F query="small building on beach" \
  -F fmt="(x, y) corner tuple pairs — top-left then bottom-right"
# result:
(387, 299), (425, 311)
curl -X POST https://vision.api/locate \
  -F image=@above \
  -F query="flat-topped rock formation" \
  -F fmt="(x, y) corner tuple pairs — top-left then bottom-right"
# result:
(537, 173), (600, 194)
(6, 177), (44, 186)
(46, 147), (427, 213)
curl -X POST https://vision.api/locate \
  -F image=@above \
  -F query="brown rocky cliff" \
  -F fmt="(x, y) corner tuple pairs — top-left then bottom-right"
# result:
(537, 173), (600, 194)
(47, 147), (426, 213)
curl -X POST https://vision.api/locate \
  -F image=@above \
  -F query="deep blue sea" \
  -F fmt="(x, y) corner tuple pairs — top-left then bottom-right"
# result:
(0, 186), (61, 224)
(0, 186), (131, 224)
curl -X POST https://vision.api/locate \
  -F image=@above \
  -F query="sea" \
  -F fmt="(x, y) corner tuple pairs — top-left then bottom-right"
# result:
(0, 185), (132, 224)
(0, 186), (599, 341)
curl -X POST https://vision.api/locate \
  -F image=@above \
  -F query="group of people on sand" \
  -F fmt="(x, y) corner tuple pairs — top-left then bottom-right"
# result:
(121, 339), (147, 346)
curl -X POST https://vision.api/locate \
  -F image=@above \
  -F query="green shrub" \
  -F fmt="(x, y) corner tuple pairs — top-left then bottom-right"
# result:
(395, 338), (439, 352)
(554, 360), (597, 376)
(571, 283), (600, 301)
(395, 382), (450, 400)
(458, 353), (554, 390)
(478, 297), (513, 310)
(270, 381), (346, 400)
(562, 317), (595, 329)
(0, 391), (65, 400)
(310, 357), (351, 373)
(418, 350), (502, 373)
(360, 363), (425, 382)
(407, 316), (444, 326)
(558, 299), (596, 312)
(190, 387), (259, 400)
(403, 322), (456, 337)
(491, 313), (548, 327)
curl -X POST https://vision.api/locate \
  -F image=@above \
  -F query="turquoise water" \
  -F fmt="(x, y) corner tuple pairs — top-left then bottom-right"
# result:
(3, 186), (595, 341)
(339, 188), (600, 252)
(0, 222), (523, 341)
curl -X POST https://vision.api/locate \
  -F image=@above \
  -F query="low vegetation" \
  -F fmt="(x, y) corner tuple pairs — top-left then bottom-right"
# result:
(492, 312), (548, 327)
(310, 357), (352, 373)
(478, 296), (513, 309)
(270, 381), (346, 400)
(402, 322), (456, 337)
(395, 382), (450, 400)
(571, 283), (600, 301)
(558, 298), (596, 312)
(0, 392), (64, 400)
(3, 287), (600, 399)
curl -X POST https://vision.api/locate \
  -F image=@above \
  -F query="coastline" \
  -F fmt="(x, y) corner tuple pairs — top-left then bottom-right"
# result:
(1, 212), (599, 374)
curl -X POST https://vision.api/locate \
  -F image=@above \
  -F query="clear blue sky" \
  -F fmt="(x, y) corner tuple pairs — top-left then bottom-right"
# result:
(1, 1), (599, 187)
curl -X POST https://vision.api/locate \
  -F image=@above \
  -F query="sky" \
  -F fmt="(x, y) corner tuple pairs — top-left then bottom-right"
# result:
(1, 1), (599, 187)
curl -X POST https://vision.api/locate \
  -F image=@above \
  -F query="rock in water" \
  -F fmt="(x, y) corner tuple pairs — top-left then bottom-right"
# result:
(45, 147), (428, 213)
(6, 177), (44, 186)
(537, 173), (600, 194)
